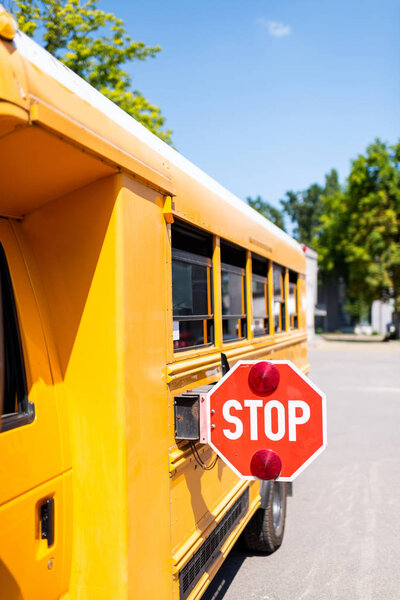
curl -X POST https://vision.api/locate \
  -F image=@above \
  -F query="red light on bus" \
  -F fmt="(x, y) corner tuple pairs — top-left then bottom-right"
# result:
(250, 449), (282, 480)
(248, 361), (280, 395)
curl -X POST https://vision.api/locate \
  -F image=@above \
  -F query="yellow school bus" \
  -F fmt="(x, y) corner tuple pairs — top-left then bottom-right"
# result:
(0, 11), (308, 600)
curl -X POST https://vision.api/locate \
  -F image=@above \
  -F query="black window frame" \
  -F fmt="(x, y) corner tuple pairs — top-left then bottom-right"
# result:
(172, 247), (214, 352)
(288, 270), (299, 330)
(221, 261), (247, 342)
(252, 273), (270, 337)
(0, 244), (34, 433)
(273, 264), (286, 334)
(251, 254), (270, 337)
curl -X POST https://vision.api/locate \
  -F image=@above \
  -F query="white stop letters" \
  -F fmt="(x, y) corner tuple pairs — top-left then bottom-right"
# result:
(221, 399), (311, 441)
(222, 399), (243, 440)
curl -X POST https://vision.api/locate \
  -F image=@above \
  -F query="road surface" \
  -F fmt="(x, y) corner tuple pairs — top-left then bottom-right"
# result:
(202, 339), (400, 600)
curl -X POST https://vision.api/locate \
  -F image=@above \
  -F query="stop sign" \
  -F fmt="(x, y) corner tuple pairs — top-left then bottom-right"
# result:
(201, 360), (326, 481)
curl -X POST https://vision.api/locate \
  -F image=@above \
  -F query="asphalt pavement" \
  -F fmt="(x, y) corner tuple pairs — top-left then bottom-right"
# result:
(202, 339), (400, 600)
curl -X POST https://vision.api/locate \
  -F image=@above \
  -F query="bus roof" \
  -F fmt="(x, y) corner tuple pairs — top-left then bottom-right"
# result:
(12, 31), (304, 262)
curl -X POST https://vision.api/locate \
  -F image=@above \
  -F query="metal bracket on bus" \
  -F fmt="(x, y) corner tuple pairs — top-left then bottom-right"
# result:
(173, 354), (231, 442)
(174, 385), (214, 441)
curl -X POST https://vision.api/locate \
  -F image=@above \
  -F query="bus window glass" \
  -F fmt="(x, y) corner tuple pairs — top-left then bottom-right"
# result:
(252, 255), (269, 336)
(0, 244), (30, 432)
(221, 271), (243, 315)
(288, 270), (298, 329)
(172, 222), (213, 351)
(172, 262), (208, 316)
(221, 241), (246, 342)
(273, 264), (286, 333)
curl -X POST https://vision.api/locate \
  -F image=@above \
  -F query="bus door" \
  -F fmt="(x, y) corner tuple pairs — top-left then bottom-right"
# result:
(0, 219), (66, 599)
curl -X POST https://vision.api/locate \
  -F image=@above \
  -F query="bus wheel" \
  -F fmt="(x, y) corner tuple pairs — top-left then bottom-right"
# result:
(243, 482), (287, 553)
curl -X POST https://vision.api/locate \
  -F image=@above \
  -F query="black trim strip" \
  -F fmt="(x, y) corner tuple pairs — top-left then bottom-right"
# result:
(179, 487), (249, 599)
(1, 401), (35, 432)
(172, 249), (212, 268)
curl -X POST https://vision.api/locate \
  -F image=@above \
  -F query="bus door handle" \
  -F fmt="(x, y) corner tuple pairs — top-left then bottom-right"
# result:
(40, 498), (55, 547)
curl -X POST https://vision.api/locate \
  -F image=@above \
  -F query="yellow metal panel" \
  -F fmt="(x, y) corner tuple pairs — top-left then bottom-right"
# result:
(165, 222), (174, 366)
(30, 101), (175, 196)
(0, 474), (68, 599)
(299, 274), (307, 331)
(0, 220), (67, 600)
(268, 259), (274, 337)
(186, 491), (260, 600)
(212, 236), (222, 350)
(11, 221), (72, 475)
(0, 125), (116, 217)
(246, 250), (253, 341)
(0, 220), (63, 504)
(22, 175), (129, 598)
(118, 175), (173, 600)
(0, 39), (30, 112)
(0, 102), (29, 138)
(284, 267), (289, 332)
(163, 195), (176, 223)
(10, 220), (74, 596)
(170, 452), (240, 552)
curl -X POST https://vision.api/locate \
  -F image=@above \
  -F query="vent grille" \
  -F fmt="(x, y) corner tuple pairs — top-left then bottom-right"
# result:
(179, 487), (249, 599)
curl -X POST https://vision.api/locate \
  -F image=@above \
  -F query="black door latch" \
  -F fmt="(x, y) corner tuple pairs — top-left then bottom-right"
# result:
(40, 498), (55, 547)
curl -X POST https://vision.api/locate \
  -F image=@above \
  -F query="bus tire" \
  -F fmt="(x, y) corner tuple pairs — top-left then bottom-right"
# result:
(243, 482), (287, 553)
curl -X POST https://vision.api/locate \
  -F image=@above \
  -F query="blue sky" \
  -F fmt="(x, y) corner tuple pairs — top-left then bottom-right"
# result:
(103, 1), (399, 209)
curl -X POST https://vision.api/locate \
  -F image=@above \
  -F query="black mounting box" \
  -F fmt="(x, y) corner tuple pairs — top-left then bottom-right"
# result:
(174, 385), (214, 441)
(174, 393), (200, 440)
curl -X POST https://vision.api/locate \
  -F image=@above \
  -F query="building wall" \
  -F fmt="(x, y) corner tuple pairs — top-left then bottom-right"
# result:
(304, 246), (318, 339)
(371, 299), (394, 335)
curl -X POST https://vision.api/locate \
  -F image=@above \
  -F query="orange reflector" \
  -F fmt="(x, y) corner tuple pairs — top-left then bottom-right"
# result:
(0, 5), (17, 40)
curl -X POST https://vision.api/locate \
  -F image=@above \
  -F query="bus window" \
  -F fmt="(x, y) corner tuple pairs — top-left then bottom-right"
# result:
(221, 241), (247, 342)
(288, 270), (298, 329)
(273, 264), (286, 333)
(252, 254), (269, 337)
(0, 245), (30, 432)
(171, 222), (214, 350)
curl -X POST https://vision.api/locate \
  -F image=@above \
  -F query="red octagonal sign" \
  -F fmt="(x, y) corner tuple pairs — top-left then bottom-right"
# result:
(200, 361), (327, 481)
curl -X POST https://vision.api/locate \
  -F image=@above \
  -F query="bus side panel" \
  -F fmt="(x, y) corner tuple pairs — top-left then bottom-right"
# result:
(119, 175), (173, 600)
(21, 174), (129, 599)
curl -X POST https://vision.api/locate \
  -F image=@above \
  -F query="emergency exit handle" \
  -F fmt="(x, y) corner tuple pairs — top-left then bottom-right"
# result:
(40, 498), (55, 547)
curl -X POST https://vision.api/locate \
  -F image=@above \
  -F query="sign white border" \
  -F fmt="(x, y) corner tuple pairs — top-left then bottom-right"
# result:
(205, 360), (327, 482)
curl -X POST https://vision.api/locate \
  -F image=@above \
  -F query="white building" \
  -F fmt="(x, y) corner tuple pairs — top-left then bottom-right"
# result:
(302, 245), (319, 340)
(371, 298), (395, 335)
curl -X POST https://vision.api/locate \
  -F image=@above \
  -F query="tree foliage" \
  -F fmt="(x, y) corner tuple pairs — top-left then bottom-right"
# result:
(9, 0), (173, 144)
(318, 139), (400, 323)
(248, 140), (400, 328)
(280, 169), (340, 246)
(247, 196), (286, 231)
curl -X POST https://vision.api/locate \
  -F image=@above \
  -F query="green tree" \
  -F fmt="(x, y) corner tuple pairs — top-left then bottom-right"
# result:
(323, 168), (340, 198)
(280, 169), (340, 246)
(247, 196), (286, 231)
(317, 187), (348, 280)
(9, 0), (173, 144)
(318, 139), (400, 328)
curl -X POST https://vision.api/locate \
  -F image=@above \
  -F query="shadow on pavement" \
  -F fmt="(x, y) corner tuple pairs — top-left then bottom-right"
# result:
(201, 548), (247, 600)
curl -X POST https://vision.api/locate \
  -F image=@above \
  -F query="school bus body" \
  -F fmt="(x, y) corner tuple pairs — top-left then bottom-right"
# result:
(0, 27), (307, 600)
